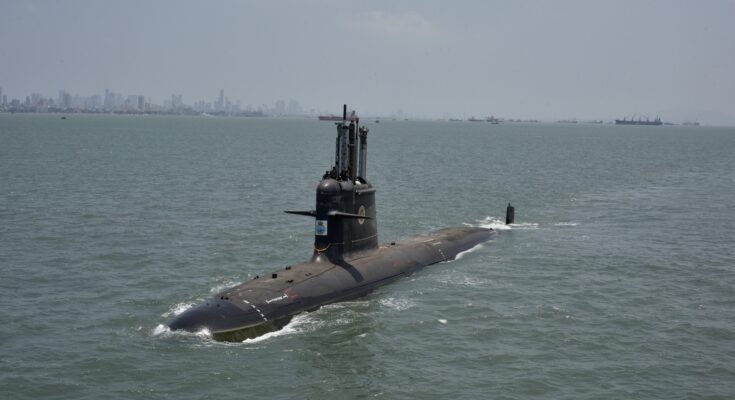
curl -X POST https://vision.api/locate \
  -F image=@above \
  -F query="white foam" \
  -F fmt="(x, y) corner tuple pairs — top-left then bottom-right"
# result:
(152, 324), (170, 336)
(434, 274), (489, 288)
(509, 222), (539, 229)
(195, 327), (212, 339)
(470, 216), (512, 231)
(438, 319), (447, 324)
(209, 280), (239, 294)
(468, 216), (539, 230)
(379, 297), (415, 311)
(554, 222), (578, 226)
(241, 313), (311, 344)
(321, 300), (372, 312)
(455, 243), (484, 260)
(151, 324), (212, 340)
(161, 302), (194, 318)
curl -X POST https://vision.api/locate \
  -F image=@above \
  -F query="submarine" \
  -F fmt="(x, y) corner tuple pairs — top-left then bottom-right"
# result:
(169, 105), (509, 341)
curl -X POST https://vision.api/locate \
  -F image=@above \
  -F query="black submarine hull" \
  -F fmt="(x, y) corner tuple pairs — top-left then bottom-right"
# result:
(169, 226), (495, 341)
(167, 105), (509, 341)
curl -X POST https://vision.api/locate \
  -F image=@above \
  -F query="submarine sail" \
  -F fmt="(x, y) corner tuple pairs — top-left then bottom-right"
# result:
(169, 105), (499, 341)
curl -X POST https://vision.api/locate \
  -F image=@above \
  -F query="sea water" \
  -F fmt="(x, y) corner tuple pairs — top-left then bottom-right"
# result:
(1, 114), (734, 399)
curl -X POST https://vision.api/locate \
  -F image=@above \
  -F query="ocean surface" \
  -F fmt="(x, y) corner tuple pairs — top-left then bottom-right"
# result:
(1, 114), (734, 399)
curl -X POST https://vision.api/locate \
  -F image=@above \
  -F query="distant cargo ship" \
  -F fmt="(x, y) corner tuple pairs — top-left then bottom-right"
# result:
(615, 116), (662, 126)
(319, 110), (357, 121)
(467, 116), (500, 123)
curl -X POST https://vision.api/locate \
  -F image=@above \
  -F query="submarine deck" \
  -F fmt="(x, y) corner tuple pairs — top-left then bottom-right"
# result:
(168, 226), (495, 339)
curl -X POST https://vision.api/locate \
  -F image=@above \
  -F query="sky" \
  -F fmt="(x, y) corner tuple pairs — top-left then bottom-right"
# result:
(1, 0), (734, 122)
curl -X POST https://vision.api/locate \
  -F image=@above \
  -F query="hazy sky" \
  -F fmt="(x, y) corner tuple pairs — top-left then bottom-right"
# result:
(2, 0), (734, 120)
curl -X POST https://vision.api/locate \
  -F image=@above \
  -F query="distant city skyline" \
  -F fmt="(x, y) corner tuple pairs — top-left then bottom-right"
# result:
(0, 85), (310, 116)
(1, 84), (733, 125)
(1, 1), (734, 123)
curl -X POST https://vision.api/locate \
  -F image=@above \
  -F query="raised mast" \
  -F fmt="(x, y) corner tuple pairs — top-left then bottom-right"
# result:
(332, 104), (368, 183)
(358, 126), (368, 180)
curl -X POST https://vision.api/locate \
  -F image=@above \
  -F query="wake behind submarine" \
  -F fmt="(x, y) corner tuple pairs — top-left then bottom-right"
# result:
(169, 105), (513, 341)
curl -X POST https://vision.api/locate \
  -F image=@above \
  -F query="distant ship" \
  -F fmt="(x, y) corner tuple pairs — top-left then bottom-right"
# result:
(467, 116), (500, 123)
(615, 116), (663, 126)
(319, 110), (357, 121)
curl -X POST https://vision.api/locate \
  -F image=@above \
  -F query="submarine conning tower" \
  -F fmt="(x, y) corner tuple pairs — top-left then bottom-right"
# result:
(286, 105), (378, 263)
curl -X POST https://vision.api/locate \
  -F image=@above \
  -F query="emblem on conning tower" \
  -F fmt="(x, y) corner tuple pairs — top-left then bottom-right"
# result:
(358, 205), (366, 225)
(315, 220), (328, 236)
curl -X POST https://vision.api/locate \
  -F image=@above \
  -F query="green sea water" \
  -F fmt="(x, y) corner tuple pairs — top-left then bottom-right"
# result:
(1, 114), (734, 399)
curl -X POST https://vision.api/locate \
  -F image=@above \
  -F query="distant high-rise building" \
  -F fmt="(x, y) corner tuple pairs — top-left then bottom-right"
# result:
(88, 94), (102, 109)
(126, 95), (139, 111)
(170, 94), (183, 111)
(31, 93), (41, 107)
(215, 89), (225, 112)
(58, 90), (72, 109)
(114, 93), (124, 109)
(104, 89), (115, 109)
(274, 99), (286, 115)
(287, 99), (302, 115)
